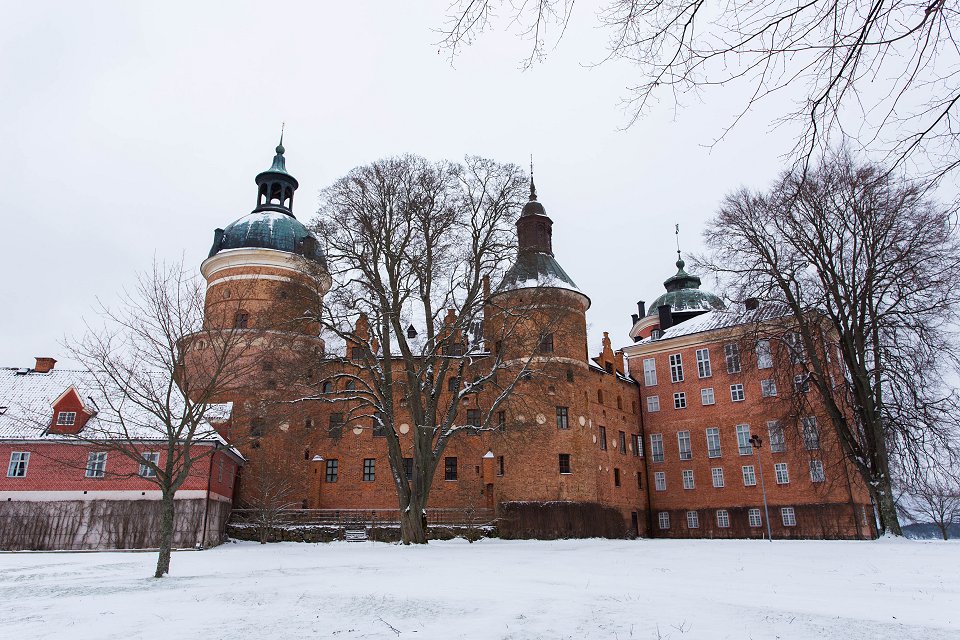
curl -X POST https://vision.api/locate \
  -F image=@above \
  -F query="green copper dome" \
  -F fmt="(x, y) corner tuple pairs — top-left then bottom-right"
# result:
(210, 211), (325, 264)
(647, 258), (724, 317)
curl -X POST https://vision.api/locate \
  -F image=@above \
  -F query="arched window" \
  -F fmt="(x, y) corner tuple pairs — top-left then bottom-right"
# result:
(234, 311), (249, 329)
(321, 381), (333, 394)
(345, 380), (356, 391)
(597, 389), (604, 404)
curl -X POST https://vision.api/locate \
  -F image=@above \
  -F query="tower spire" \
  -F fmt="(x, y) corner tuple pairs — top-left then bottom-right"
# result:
(529, 154), (537, 201)
(278, 122), (285, 151)
(675, 223), (685, 270)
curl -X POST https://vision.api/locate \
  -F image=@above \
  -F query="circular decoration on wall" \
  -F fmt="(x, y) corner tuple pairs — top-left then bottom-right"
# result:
(352, 427), (363, 435)
(516, 414), (525, 424)
(399, 423), (410, 434)
(222, 288), (232, 299)
(536, 413), (546, 425)
(598, 465), (602, 471)
(279, 422), (289, 432)
(592, 435), (597, 443)
(578, 416), (586, 427)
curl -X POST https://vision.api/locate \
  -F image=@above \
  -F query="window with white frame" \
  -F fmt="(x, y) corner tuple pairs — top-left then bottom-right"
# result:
(748, 508), (763, 527)
(706, 427), (722, 458)
(711, 467), (725, 488)
(716, 509), (730, 528)
(696, 348), (712, 378)
(686, 510), (700, 528)
(56, 411), (77, 426)
(725, 344), (741, 373)
(646, 395), (660, 412)
(774, 462), (790, 484)
(756, 339), (773, 369)
(651, 434), (664, 462)
(730, 384), (745, 402)
(767, 421), (786, 453)
(742, 465), (757, 486)
(781, 506), (797, 526)
(677, 431), (692, 460)
(7, 452), (29, 477)
(785, 332), (806, 363)
(701, 387), (715, 405)
(139, 452), (160, 478)
(809, 459), (825, 483)
(736, 424), (752, 455)
(658, 511), (670, 529)
(654, 471), (666, 491)
(794, 374), (810, 393)
(643, 358), (657, 386)
(673, 392), (687, 409)
(669, 353), (684, 382)
(85, 452), (107, 478)
(760, 379), (778, 397)
(802, 416), (820, 450)
(682, 469), (695, 489)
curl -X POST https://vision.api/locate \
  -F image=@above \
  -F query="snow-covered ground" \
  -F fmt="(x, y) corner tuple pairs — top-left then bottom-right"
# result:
(2, 538), (957, 639)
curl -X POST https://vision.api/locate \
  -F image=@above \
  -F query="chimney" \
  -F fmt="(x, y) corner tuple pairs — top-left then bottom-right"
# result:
(482, 275), (490, 300)
(657, 304), (673, 332)
(744, 297), (759, 311)
(631, 313), (639, 325)
(637, 300), (646, 317)
(34, 357), (56, 373)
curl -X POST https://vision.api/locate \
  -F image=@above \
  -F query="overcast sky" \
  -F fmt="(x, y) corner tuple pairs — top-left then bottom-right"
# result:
(1, 2), (844, 368)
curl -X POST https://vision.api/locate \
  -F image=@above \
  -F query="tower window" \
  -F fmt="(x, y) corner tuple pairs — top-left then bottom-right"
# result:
(539, 333), (554, 353)
(234, 312), (249, 329)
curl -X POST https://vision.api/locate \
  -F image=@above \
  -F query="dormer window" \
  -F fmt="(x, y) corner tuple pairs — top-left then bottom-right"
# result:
(56, 411), (77, 426)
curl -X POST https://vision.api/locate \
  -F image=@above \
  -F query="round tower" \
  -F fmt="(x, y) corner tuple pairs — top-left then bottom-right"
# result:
(628, 255), (724, 341)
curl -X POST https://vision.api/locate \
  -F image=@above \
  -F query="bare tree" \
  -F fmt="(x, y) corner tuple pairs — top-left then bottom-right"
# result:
(698, 149), (960, 535)
(67, 259), (253, 576)
(902, 473), (960, 540)
(294, 154), (560, 544)
(240, 456), (302, 544)
(439, 0), (960, 185)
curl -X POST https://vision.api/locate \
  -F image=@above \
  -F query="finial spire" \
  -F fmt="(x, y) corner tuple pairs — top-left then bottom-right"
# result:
(675, 224), (685, 270)
(277, 122), (285, 154)
(529, 154), (537, 201)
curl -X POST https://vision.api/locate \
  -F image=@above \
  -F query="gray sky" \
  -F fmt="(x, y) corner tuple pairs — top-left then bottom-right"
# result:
(1, 2), (811, 368)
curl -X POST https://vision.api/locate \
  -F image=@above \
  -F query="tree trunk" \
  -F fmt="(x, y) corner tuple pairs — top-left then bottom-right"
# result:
(154, 491), (176, 578)
(874, 480), (903, 536)
(939, 523), (949, 541)
(399, 499), (428, 544)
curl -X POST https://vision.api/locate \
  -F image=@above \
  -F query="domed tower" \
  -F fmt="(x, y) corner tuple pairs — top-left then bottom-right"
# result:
(200, 139), (330, 340)
(488, 174), (590, 366)
(628, 253), (724, 341)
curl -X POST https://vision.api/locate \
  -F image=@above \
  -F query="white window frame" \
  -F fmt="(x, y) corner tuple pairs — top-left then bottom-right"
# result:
(736, 424), (752, 455)
(682, 469), (695, 489)
(658, 511), (670, 529)
(669, 353), (684, 382)
(725, 343), (741, 373)
(677, 431), (692, 460)
(686, 510), (700, 528)
(809, 459), (825, 483)
(716, 509), (730, 528)
(785, 332), (806, 363)
(646, 395), (660, 413)
(802, 416), (820, 450)
(748, 508), (762, 527)
(760, 379), (778, 397)
(654, 471), (666, 491)
(700, 387), (715, 406)
(56, 411), (77, 426)
(650, 434), (665, 463)
(767, 421), (786, 453)
(781, 507), (797, 526)
(138, 452), (160, 478)
(85, 452), (107, 478)
(756, 339), (773, 369)
(711, 467), (725, 488)
(696, 348), (712, 378)
(7, 451), (29, 478)
(673, 392), (686, 409)
(742, 465), (757, 486)
(730, 384), (745, 402)
(774, 462), (790, 485)
(643, 358), (657, 386)
(794, 374), (810, 393)
(706, 427), (722, 458)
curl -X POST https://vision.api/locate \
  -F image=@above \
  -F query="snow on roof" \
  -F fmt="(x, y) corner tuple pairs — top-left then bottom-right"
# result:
(633, 304), (791, 345)
(0, 367), (236, 455)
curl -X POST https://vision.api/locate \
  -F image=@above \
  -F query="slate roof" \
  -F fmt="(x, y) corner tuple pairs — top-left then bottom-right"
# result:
(497, 251), (585, 298)
(634, 304), (791, 345)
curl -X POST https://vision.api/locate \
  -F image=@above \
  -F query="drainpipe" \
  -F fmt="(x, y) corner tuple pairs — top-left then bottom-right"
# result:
(200, 443), (217, 549)
(635, 376), (654, 538)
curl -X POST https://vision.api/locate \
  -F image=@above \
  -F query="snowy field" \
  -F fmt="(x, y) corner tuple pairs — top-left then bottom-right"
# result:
(2, 538), (958, 640)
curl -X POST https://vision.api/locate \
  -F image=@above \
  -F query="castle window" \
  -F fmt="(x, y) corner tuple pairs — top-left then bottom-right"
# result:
(658, 511), (670, 529)
(701, 388), (715, 405)
(742, 465), (757, 486)
(785, 332), (806, 363)
(761, 379), (778, 397)
(756, 340), (773, 369)
(677, 431), (692, 460)
(321, 381), (333, 394)
(810, 459), (825, 483)
(631, 434), (642, 457)
(448, 377), (459, 392)
(781, 507), (797, 526)
(556, 406), (569, 429)
(646, 395), (660, 412)
(748, 508), (763, 527)
(329, 413), (344, 438)
(643, 358), (657, 386)
(466, 409), (481, 427)
(712, 467), (725, 488)
(403, 457), (413, 481)
(250, 418), (266, 438)
(736, 424), (752, 455)
(373, 411), (387, 437)
(706, 427), (722, 458)
(305, 418), (313, 429)
(262, 361), (274, 372)
(598, 426), (607, 450)
(673, 392), (686, 409)
(768, 421), (786, 452)
(325, 459), (339, 482)
(696, 348), (712, 378)
(650, 433), (664, 462)
(654, 471), (666, 491)
(635, 471), (643, 489)
(682, 469), (695, 489)
(669, 353), (684, 382)
(7, 452), (29, 478)
(618, 430), (627, 454)
(725, 344), (741, 373)
(566, 369), (574, 383)
(444, 457), (458, 481)
(538, 333), (554, 353)
(614, 468), (621, 487)
(85, 452), (107, 478)
(775, 462), (790, 485)
(56, 411), (77, 426)
(345, 380), (356, 391)
(558, 453), (572, 475)
(497, 411), (506, 432)
(802, 416), (820, 450)
(716, 510), (730, 528)
(445, 342), (465, 357)
(234, 312), (249, 329)
(497, 456), (505, 476)
(605, 362), (614, 374)
(730, 384), (745, 402)
(686, 510), (700, 529)
(597, 389), (604, 404)
(138, 452), (159, 478)
(616, 396), (623, 409)
(362, 458), (375, 482)
(794, 374), (810, 393)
